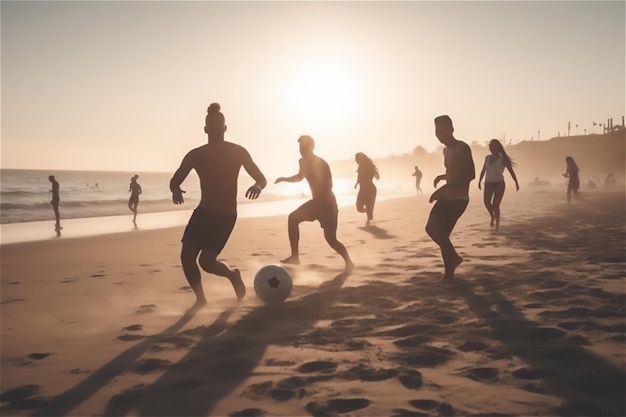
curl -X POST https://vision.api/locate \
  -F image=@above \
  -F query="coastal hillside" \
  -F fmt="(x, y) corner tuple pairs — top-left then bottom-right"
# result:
(332, 129), (625, 189)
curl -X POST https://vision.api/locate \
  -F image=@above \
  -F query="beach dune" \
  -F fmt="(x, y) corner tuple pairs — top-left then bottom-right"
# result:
(1, 188), (624, 416)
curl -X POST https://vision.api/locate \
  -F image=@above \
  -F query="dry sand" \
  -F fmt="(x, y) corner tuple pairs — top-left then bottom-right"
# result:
(1, 186), (624, 417)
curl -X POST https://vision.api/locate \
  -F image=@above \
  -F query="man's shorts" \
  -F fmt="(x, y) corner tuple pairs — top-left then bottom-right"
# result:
(427, 198), (468, 236)
(182, 208), (237, 253)
(295, 199), (338, 230)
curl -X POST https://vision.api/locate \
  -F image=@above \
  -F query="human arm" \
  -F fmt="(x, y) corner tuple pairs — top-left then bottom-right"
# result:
(506, 163), (520, 191)
(169, 153), (193, 204)
(478, 160), (486, 190)
(241, 151), (267, 200)
(275, 160), (305, 184)
(433, 174), (446, 188)
(138, 184), (143, 195)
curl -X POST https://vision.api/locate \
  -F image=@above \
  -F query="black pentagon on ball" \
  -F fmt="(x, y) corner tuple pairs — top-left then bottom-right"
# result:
(268, 276), (280, 288)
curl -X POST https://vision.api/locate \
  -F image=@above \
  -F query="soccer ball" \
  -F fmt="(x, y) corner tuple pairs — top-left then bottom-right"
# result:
(254, 264), (293, 304)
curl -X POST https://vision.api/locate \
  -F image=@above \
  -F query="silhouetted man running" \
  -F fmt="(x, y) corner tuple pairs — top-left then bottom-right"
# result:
(170, 103), (267, 311)
(275, 135), (354, 273)
(426, 115), (475, 280)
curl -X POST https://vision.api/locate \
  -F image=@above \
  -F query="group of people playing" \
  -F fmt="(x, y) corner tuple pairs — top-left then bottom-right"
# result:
(167, 105), (522, 311)
(46, 103), (584, 311)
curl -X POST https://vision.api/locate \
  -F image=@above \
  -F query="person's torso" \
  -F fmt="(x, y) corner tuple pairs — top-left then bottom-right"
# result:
(192, 141), (246, 213)
(301, 155), (335, 202)
(443, 141), (474, 198)
(357, 166), (376, 188)
(485, 155), (506, 183)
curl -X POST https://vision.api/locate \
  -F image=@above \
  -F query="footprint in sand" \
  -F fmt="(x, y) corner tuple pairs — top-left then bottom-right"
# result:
(399, 346), (456, 367)
(178, 286), (193, 293)
(131, 358), (172, 374)
(512, 367), (556, 380)
(229, 408), (266, 417)
(394, 335), (431, 349)
(29, 353), (50, 360)
(61, 278), (78, 283)
(397, 369), (423, 390)
(306, 398), (371, 416)
(134, 304), (157, 315)
(392, 399), (455, 417)
(123, 324), (144, 331)
(1, 298), (25, 305)
(151, 335), (194, 351)
(90, 273), (106, 278)
(463, 367), (499, 381)
(341, 364), (399, 382)
(297, 360), (337, 374)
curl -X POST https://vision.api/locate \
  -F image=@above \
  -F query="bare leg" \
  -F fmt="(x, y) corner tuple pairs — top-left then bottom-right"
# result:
(52, 203), (61, 230)
(281, 211), (303, 265)
(367, 188), (376, 225)
(426, 223), (462, 280)
(198, 250), (245, 301)
(483, 187), (495, 227)
(323, 227), (355, 273)
(180, 241), (207, 310)
(492, 182), (505, 231)
(425, 200), (467, 280)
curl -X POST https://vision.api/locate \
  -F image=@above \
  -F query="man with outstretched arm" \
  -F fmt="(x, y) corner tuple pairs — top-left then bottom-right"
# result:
(170, 103), (267, 311)
(426, 115), (475, 280)
(275, 135), (354, 273)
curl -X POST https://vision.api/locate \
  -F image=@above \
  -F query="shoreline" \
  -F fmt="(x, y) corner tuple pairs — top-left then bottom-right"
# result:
(0, 193), (412, 245)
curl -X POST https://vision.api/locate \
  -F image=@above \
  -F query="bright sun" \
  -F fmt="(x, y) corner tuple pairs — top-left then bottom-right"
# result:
(283, 58), (362, 129)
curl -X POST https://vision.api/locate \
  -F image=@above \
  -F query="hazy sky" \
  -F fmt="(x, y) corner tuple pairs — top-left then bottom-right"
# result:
(2, 1), (624, 175)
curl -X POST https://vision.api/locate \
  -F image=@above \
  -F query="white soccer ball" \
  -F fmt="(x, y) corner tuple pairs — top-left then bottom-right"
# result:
(254, 264), (293, 304)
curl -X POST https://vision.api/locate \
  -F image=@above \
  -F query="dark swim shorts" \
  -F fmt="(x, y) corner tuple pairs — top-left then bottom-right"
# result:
(296, 199), (338, 230)
(427, 198), (468, 236)
(182, 208), (237, 253)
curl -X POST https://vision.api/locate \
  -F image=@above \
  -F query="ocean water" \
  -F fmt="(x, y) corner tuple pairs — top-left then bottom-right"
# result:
(0, 169), (412, 225)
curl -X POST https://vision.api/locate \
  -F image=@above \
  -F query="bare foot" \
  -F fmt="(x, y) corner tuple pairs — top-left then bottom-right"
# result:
(229, 269), (246, 301)
(188, 298), (207, 313)
(280, 256), (300, 265)
(444, 254), (463, 280)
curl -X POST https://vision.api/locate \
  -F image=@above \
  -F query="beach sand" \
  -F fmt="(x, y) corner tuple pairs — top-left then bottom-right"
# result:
(1, 188), (624, 417)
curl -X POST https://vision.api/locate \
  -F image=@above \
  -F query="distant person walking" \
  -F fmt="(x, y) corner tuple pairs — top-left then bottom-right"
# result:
(354, 152), (379, 226)
(275, 135), (354, 273)
(128, 174), (142, 225)
(426, 115), (475, 281)
(170, 103), (267, 311)
(562, 156), (580, 203)
(477, 139), (520, 231)
(48, 175), (61, 232)
(412, 166), (423, 194)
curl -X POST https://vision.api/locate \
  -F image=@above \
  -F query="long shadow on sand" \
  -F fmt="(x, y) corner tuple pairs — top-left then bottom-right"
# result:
(452, 276), (625, 416)
(29, 309), (222, 417)
(358, 225), (396, 240)
(103, 271), (349, 417)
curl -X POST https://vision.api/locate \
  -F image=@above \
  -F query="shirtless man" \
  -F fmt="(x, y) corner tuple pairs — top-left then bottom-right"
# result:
(426, 115), (475, 280)
(275, 135), (354, 273)
(170, 103), (267, 310)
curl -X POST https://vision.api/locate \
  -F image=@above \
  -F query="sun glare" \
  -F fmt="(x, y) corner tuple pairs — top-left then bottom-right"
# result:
(283, 58), (363, 129)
